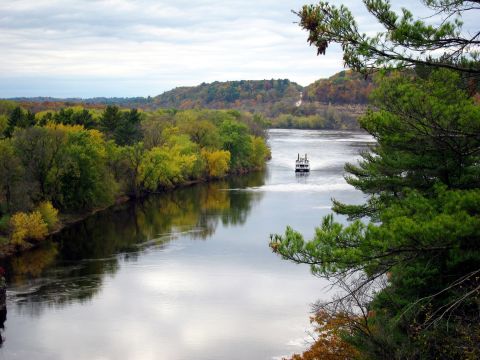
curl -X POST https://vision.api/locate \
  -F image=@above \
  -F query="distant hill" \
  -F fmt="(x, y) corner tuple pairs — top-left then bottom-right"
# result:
(10, 97), (153, 112)
(8, 71), (374, 129)
(152, 79), (303, 117)
(303, 70), (374, 104)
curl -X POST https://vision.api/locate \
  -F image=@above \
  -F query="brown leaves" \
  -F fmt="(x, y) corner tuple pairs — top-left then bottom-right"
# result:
(288, 310), (359, 360)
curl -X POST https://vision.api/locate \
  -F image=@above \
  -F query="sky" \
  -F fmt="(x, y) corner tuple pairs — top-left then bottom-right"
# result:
(0, 0), (476, 98)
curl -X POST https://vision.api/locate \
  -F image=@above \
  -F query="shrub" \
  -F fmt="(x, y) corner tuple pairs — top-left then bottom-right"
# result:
(250, 136), (270, 168)
(10, 211), (48, 246)
(202, 149), (230, 178)
(37, 201), (59, 231)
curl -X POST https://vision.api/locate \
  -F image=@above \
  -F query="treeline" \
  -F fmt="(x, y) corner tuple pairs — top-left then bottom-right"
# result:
(155, 79), (300, 105)
(10, 72), (374, 125)
(269, 103), (361, 129)
(0, 103), (270, 251)
(152, 79), (303, 117)
(10, 97), (155, 112)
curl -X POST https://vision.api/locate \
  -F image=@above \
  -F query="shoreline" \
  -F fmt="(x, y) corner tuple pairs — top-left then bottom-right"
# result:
(0, 168), (263, 260)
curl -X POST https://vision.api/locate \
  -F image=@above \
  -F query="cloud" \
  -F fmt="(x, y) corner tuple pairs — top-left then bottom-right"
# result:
(0, 0), (339, 96)
(0, 0), (476, 97)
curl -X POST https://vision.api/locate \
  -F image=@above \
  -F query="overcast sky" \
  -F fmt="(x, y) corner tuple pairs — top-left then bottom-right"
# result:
(0, 0), (476, 98)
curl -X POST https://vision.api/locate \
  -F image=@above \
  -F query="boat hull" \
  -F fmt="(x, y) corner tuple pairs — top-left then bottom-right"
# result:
(295, 169), (310, 172)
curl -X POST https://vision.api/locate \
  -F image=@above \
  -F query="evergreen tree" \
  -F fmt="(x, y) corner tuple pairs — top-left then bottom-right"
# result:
(114, 108), (142, 146)
(272, 69), (480, 360)
(100, 105), (121, 137)
(5, 107), (24, 137)
(273, 1), (480, 358)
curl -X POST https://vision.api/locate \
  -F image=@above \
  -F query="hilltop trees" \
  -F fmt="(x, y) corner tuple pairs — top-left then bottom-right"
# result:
(303, 70), (374, 104)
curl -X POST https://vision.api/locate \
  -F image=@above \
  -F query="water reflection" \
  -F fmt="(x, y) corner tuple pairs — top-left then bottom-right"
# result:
(295, 172), (310, 184)
(3, 171), (265, 313)
(0, 130), (373, 360)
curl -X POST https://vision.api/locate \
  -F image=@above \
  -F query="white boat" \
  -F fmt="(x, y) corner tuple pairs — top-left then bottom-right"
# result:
(295, 153), (310, 172)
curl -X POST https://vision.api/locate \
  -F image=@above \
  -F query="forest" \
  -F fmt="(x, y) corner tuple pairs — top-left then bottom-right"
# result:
(11, 71), (372, 127)
(0, 103), (270, 255)
(302, 70), (374, 104)
(271, 0), (480, 359)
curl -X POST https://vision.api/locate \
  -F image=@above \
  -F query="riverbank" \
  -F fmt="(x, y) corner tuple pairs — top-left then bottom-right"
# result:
(0, 196), (130, 259)
(0, 168), (266, 260)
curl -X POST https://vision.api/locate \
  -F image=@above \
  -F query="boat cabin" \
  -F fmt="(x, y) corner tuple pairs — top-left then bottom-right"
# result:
(295, 153), (310, 172)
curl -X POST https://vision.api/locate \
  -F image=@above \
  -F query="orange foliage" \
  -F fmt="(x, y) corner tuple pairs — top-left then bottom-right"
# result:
(304, 70), (373, 104)
(288, 311), (359, 360)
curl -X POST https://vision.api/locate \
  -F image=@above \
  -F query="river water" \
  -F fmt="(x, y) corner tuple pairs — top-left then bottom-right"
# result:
(0, 129), (374, 360)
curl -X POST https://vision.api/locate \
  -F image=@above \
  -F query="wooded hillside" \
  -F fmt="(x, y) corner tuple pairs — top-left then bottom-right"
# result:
(9, 71), (374, 129)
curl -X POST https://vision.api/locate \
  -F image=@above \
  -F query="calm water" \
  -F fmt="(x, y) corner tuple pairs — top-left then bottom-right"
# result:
(0, 129), (373, 360)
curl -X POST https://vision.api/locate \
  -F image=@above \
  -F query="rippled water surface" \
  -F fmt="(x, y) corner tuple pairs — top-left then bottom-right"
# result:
(0, 129), (374, 360)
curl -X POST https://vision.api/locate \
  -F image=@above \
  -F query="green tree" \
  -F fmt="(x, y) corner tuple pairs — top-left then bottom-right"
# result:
(273, 6), (480, 354)
(219, 119), (253, 171)
(53, 108), (95, 128)
(114, 108), (142, 145)
(138, 147), (183, 190)
(7, 107), (35, 132)
(53, 108), (75, 125)
(250, 136), (270, 169)
(13, 126), (66, 200)
(178, 118), (221, 149)
(0, 140), (24, 213)
(104, 141), (149, 197)
(72, 109), (95, 128)
(57, 128), (117, 209)
(9, 107), (24, 126)
(333, 70), (480, 220)
(271, 70), (480, 359)
(100, 105), (121, 137)
(0, 115), (8, 139)
(36, 111), (54, 126)
(142, 116), (169, 149)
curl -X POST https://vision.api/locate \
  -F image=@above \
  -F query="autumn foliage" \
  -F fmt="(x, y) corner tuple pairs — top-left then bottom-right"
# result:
(288, 311), (359, 360)
(202, 149), (231, 178)
(10, 211), (48, 246)
(0, 104), (270, 252)
(37, 201), (59, 231)
(303, 71), (374, 105)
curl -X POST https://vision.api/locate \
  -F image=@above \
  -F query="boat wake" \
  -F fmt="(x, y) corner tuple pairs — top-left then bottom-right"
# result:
(228, 182), (353, 193)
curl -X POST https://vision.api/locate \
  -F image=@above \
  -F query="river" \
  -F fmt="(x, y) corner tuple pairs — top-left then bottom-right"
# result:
(0, 129), (374, 360)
